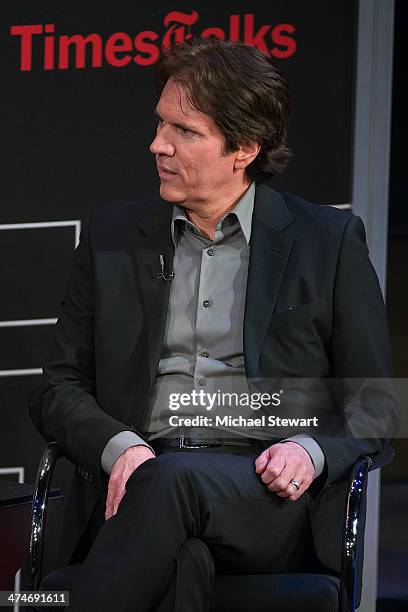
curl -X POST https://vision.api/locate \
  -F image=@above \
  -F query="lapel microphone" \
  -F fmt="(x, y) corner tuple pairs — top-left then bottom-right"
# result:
(156, 253), (175, 281)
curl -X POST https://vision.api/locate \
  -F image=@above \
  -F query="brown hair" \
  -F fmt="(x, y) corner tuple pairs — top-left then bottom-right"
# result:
(154, 37), (292, 181)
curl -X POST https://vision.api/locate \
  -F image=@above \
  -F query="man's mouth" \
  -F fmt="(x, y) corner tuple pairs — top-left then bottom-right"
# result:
(157, 164), (178, 179)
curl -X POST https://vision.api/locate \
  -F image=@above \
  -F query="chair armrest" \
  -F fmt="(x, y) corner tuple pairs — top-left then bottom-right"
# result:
(339, 455), (373, 612)
(339, 443), (395, 611)
(367, 445), (395, 471)
(27, 442), (62, 590)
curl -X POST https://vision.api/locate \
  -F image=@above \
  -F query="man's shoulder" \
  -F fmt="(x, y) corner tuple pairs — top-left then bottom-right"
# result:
(279, 188), (352, 228)
(256, 181), (354, 238)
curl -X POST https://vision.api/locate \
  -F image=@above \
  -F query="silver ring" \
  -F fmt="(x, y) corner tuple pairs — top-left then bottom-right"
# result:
(290, 479), (300, 491)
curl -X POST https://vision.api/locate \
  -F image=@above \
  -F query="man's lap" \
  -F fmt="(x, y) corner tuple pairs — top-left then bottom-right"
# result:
(116, 449), (315, 573)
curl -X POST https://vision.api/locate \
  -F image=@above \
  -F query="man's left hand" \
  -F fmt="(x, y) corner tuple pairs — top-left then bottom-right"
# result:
(255, 442), (314, 501)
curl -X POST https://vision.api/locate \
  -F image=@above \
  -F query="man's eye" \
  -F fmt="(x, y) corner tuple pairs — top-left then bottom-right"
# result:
(177, 126), (192, 135)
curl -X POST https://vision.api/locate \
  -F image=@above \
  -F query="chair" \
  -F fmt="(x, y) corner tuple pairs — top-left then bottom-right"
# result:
(27, 442), (394, 612)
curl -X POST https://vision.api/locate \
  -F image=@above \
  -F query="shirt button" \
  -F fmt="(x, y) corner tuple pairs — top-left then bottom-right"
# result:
(203, 299), (212, 308)
(198, 377), (206, 386)
(200, 350), (209, 358)
(207, 248), (215, 256)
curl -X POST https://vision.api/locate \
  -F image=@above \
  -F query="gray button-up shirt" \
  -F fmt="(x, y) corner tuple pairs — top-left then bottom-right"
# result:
(101, 183), (324, 476)
(143, 182), (253, 439)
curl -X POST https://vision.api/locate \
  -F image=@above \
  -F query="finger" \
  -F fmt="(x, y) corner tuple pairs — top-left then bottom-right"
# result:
(260, 455), (286, 485)
(267, 463), (296, 493)
(112, 489), (125, 517)
(105, 491), (113, 520)
(105, 478), (119, 520)
(275, 473), (310, 500)
(254, 449), (270, 474)
(276, 483), (302, 501)
(274, 479), (301, 499)
(105, 499), (115, 520)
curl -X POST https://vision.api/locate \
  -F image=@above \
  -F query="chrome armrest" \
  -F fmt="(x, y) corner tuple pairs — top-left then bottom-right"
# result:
(339, 455), (373, 612)
(339, 444), (395, 612)
(27, 442), (62, 590)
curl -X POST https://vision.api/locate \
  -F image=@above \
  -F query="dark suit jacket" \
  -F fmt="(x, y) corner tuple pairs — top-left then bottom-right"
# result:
(29, 182), (397, 573)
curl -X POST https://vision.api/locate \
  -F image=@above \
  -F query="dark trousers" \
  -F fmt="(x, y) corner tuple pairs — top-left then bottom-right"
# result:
(70, 447), (320, 611)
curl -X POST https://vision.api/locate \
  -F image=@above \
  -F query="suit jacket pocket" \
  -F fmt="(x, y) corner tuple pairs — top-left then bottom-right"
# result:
(273, 296), (326, 319)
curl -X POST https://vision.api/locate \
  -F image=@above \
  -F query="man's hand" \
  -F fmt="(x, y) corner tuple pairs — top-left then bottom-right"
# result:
(105, 445), (155, 520)
(255, 442), (314, 501)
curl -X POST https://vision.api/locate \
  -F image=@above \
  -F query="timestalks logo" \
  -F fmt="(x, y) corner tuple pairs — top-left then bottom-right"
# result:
(10, 11), (296, 72)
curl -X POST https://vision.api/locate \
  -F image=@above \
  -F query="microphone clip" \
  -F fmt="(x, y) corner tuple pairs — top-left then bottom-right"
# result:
(156, 254), (175, 281)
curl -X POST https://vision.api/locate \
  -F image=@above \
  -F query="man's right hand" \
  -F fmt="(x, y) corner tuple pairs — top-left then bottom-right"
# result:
(105, 445), (155, 520)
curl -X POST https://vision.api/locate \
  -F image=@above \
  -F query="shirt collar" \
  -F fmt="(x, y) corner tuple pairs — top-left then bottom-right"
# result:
(171, 182), (255, 247)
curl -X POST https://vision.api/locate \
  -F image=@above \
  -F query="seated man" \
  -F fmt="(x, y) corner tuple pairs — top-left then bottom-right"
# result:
(30, 38), (395, 611)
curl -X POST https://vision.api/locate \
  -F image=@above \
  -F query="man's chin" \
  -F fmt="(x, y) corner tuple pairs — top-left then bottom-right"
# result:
(159, 184), (186, 204)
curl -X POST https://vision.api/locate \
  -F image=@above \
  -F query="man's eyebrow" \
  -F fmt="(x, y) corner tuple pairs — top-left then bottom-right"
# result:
(153, 109), (199, 132)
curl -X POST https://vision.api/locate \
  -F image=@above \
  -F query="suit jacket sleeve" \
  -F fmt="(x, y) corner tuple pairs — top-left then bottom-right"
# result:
(29, 210), (132, 486)
(315, 213), (400, 484)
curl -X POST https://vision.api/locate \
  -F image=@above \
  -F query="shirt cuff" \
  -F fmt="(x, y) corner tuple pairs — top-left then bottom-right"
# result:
(101, 431), (155, 475)
(280, 435), (325, 478)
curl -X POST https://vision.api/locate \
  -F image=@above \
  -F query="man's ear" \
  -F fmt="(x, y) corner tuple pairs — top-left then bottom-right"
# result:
(234, 142), (261, 171)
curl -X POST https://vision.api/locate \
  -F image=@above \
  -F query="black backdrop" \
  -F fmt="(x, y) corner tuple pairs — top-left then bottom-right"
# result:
(0, 0), (356, 580)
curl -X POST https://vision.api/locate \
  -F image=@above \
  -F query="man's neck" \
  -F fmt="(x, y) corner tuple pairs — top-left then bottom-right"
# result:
(183, 180), (252, 240)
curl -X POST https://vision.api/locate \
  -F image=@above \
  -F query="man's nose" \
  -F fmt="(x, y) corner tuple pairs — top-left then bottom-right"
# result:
(150, 127), (175, 157)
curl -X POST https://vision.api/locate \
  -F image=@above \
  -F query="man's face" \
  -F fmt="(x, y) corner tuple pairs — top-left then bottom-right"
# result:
(150, 79), (243, 208)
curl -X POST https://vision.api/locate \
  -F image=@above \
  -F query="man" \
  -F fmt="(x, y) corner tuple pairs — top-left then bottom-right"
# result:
(30, 38), (396, 611)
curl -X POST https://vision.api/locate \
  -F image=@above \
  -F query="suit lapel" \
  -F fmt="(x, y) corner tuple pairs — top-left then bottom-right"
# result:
(129, 204), (174, 384)
(244, 184), (295, 377)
